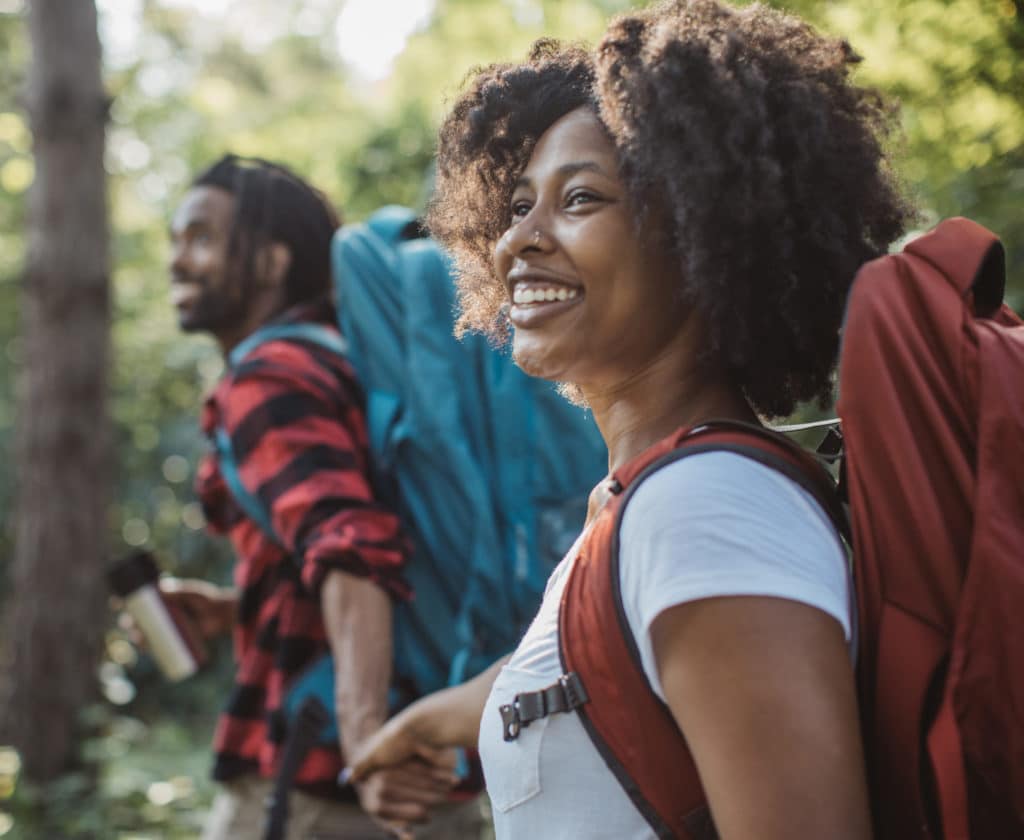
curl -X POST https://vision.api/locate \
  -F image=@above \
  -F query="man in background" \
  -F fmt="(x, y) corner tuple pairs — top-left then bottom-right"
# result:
(160, 155), (476, 839)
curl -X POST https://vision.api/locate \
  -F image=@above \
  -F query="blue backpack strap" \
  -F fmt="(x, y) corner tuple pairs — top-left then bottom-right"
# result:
(364, 204), (420, 244)
(228, 322), (349, 369)
(213, 426), (278, 540)
(217, 321), (350, 545)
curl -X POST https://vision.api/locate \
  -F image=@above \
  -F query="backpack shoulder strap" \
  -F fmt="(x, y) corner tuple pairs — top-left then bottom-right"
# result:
(557, 422), (847, 840)
(227, 322), (349, 369)
(216, 322), (350, 543)
(213, 424), (277, 540)
(635, 421), (849, 542)
(364, 204), (421, 243)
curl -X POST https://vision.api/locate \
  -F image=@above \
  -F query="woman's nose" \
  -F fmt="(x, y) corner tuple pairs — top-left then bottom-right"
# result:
(500, 220), (548, 258)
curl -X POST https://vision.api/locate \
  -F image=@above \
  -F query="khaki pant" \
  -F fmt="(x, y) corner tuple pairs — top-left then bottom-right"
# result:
(201, 775), (486, 840)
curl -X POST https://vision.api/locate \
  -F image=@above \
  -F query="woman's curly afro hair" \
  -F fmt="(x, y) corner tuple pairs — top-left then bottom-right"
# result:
(428, 0), (915, 417)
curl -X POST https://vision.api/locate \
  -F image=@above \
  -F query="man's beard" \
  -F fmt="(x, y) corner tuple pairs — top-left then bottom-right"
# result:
(174, 274), (246, 335)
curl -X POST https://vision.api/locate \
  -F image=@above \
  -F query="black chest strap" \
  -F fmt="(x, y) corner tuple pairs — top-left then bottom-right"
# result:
(499, 672), (590, 741)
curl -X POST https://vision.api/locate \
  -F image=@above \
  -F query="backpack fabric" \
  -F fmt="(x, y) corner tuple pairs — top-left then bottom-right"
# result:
(556, 422), (846, 840)
(551, 218), (1022, 839)
(218, 207), (606, 730)
(837, 217), (1024, 840)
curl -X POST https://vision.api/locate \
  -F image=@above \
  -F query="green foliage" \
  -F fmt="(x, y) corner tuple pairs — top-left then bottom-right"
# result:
(0, 627), (233, 837)
(390, 0), (625, 119)
(771, 0), (1024, 306)
(0, 709), (217, 839)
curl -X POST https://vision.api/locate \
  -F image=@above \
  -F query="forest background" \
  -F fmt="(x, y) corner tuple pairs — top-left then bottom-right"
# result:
(0, 0), (1021, 837)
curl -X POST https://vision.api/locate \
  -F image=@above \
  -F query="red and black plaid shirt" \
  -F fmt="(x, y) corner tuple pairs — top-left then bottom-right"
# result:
(196, 301), (409, 794)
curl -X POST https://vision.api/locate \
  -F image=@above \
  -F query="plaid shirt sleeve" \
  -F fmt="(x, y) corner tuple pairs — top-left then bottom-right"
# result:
(219, 337), (410, 600)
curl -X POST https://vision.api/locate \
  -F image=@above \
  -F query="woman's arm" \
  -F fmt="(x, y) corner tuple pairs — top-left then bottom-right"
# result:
(345, 653), (509, 783)
(651, 595), (871, 840)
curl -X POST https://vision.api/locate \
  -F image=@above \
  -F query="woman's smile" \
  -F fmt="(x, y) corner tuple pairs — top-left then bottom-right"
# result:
(512, 284), (579, 305)
(508, 268), (584, 327)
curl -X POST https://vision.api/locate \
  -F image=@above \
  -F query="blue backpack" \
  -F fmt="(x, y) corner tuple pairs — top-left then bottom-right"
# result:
(218, 206), (607, 743)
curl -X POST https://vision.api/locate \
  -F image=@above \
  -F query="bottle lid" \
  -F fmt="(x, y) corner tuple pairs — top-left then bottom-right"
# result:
(107, 550), (160, 597)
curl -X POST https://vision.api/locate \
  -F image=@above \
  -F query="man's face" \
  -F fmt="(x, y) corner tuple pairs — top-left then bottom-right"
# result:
(168, 186), (245, 337)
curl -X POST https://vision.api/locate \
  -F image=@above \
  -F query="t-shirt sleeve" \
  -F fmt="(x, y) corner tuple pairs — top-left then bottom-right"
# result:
(618, 451), (851, 701)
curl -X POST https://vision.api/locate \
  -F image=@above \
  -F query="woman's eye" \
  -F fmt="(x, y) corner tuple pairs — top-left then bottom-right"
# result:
(566, 190), (598, 208)
(510, 200), (532, 219)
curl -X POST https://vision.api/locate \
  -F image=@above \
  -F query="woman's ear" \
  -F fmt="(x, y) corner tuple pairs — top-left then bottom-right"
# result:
(257, 241), (292, 288)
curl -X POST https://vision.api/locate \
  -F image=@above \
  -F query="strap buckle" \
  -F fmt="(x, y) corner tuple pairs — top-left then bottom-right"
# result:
(499, 701), (522, 742)
(498, 672), (590, 742)
(559, 672), (588, 708)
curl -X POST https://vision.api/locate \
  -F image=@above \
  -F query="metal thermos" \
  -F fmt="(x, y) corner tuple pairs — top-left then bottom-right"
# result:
(107, 550), (202, 681)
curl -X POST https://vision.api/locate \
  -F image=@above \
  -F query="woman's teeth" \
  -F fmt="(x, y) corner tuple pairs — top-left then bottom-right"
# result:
(513, 286), (579, 304)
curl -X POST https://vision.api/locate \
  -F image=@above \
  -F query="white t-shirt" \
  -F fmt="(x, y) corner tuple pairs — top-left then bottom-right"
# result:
(478, 451), (851, 839)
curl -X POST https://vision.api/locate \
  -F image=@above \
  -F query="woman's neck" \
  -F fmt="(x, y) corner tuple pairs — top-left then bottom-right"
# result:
(583, 350), (758, 475)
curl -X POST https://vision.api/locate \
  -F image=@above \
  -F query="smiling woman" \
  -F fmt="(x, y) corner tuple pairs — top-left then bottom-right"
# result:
(344, 2), (914, 838)
(429, 24), (911, 417)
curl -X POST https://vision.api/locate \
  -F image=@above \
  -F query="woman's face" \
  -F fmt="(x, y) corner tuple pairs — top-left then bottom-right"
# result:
(493, 107), (684, 390)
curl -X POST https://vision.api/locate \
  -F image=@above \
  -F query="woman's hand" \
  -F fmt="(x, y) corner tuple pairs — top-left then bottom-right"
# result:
(344, 717), (460, 840)
(344, 706), (454, 785)
(345, 653), (509, 784)
(343, 653), (508, 839)
(352, 752), (460, 839)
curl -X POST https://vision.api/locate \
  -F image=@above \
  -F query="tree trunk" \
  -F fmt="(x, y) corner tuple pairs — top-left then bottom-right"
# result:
(1, 0), (110, 781)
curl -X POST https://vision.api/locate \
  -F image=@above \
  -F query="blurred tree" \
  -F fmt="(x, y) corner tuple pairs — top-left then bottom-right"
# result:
(0, 7), (30, 588)
(1, 0), (111, 783)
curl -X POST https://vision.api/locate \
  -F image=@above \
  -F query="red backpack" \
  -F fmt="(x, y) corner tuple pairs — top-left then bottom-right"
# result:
(838, 218), (1024, 840)
(497, 219), (1023, 839)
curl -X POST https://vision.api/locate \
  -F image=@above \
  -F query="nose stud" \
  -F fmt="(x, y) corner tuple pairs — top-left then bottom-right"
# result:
(532, 230), (541, 246)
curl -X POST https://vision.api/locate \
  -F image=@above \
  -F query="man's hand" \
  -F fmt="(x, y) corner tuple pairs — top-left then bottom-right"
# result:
(353, 754), (459, 839)
(344, 655), (508, 787)
(343, 705), (455, 785)
(158, 577), (237, 639)
(118, 577), (235, 647)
